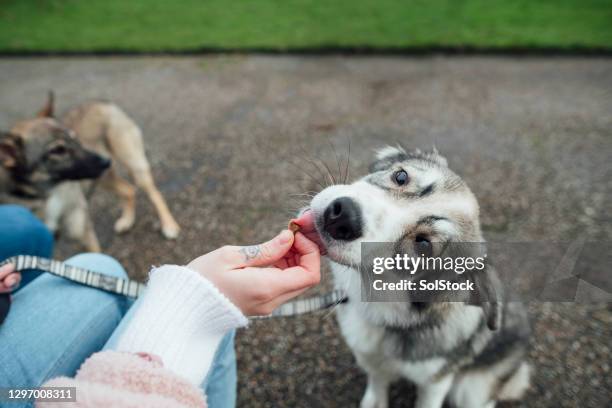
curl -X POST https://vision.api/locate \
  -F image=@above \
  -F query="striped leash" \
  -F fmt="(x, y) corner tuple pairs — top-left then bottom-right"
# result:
(0, 255), (347, 319)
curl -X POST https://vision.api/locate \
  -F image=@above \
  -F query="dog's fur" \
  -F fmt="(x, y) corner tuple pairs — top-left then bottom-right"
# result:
(3, 93), (180, 251)
(309, 146), (530, 408)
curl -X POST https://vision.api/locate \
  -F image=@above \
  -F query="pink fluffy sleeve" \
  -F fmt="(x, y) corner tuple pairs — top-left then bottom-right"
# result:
(37, 351), (206, 408)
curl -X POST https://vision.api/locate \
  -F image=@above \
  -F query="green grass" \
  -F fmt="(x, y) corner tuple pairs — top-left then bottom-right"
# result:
(0, 0), (611, 52)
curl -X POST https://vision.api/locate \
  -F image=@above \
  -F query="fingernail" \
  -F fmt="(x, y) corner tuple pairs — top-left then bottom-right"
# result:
(278, 230), (293, 244)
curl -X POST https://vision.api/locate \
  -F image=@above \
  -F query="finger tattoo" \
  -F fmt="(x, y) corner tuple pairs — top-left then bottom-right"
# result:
(241, 245), (261, 261)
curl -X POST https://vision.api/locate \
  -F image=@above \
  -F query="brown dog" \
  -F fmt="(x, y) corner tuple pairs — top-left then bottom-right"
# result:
(0, 117), (110, 200)
(7, 92), (180, 252)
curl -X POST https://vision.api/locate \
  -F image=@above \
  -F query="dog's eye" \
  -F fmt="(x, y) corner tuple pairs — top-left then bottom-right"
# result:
(393, 169), (409, 186)
(50, 145), (67, 155)
(414, 235), (432, 257)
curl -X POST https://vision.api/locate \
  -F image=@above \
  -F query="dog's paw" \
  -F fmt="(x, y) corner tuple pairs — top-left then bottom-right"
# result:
(360, 397), (386, 408)
(114, 216), (135, 234)
(359, 394), (387, 408)
(161, 222), (180, 239)
(360, 388), (388, 408)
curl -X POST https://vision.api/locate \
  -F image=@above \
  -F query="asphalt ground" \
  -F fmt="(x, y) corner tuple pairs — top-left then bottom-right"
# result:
(0, 56), (610, 407)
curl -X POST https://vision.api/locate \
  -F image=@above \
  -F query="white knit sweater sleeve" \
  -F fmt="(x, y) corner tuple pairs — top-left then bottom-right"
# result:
(112, 265), (248, 385)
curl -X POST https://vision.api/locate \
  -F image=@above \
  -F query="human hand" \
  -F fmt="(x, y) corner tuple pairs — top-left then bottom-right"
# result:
(187, 229), (321, 316)
(0, 263), (20, 293)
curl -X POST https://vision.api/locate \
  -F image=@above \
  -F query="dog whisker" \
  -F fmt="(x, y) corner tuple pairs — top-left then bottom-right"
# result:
(324, 134), (343, 184)
(289, 192), (316, 198)
(294, 142), (337, 187)
(318, 157), (337, 186)
(289, 158), (327, 190)
(343, 135), (351, 184)
(254, 138), (327, 190)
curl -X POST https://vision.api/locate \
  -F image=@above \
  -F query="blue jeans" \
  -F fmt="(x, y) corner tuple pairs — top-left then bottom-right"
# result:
(0, 205), (237, 407)
(0, 205), (54, 287)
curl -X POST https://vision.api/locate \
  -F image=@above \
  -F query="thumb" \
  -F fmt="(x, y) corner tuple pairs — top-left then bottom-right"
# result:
(237, 230), (294, 267)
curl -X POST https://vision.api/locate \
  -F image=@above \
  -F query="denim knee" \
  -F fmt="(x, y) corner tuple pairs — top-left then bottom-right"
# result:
(0, 204), (54, 259)
(32, 223), (54, 258)
(65, 253), (128, 279)
(1, 205), (54, 288)
(1, 204), (38, 221)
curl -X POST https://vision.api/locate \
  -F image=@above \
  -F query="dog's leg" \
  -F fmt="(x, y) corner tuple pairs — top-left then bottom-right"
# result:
(80, 218), (102, 253)
(415, 375), (454, 408)
(65, 210), (101, 252)
(102, 112), (180, 239)
(360, 374), (390, 408)
(45, 185), (66, 235)
(353, 351), (393, 408)
(101, 168), (137, 234)
(46, 182), (100, 251)
(131, 167), (180, 239)
(61, 186), (101, 252)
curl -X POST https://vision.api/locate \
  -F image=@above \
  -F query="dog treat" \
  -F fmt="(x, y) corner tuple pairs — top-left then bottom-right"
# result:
(288, 220), (301, 233)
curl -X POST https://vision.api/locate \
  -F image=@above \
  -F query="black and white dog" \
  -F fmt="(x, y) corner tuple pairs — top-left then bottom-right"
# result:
(309, 146), (531, 408)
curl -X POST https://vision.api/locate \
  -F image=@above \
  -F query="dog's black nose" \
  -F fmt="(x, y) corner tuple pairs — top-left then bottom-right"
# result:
(323, 197), (362, 241)
(99, 157), (111, 169)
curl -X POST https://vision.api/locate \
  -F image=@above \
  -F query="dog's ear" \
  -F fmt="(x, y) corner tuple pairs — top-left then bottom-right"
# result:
(371, 145), (449, 172)
(375, 145), (406, 161)
(0, 132), (25, 168)
(370, 145), (408, 172)
(470, 264), (503, 331)
(37, 91), (55, 118)
(429, 146), (448, 168)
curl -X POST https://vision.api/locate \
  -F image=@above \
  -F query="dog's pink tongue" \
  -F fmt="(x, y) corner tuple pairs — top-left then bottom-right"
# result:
(291, 209), (327, 255)
(292, 209), (315, 231)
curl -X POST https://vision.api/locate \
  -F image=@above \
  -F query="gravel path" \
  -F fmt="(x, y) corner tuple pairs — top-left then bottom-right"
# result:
(1, 56), (610, 407)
